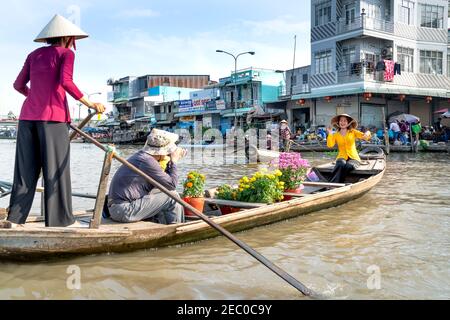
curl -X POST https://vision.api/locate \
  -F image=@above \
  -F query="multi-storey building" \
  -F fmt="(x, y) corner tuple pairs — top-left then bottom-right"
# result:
(107, 74), (210, 121)
(273, 0), (450, 131)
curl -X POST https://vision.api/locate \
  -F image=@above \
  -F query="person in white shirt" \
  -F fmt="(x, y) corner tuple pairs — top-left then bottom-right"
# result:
(389, 121), (401, 141)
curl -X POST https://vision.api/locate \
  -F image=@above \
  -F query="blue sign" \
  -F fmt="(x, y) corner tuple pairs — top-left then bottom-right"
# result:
(206, 100), (216, 110)
(177, 100), (193, 111)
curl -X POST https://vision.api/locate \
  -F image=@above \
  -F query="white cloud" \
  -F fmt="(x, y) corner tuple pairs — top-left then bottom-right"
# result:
(242, 15), (311, 37)
(116, 9), (160, 18)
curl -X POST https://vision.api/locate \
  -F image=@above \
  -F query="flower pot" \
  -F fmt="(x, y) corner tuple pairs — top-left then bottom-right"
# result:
(182, 197), (205, 217)
(283, 187), (303, 201)
(219, 205), (241, 215)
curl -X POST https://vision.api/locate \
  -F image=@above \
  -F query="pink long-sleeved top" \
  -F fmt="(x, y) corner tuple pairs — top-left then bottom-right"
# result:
(13, 46), (84, 123)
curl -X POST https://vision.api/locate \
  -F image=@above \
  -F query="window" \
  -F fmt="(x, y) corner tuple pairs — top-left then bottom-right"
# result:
(314, 50), (332, 74)
(345, 3), (356, 25)
(397, 47), (414, 73)
(399, 0), (414, 25)
(447, 54), (450, 78)
(420, 4), (444, 29)
(302, 73), (308, 84)
(420, 50), (443, 74)
(315, 1), (332, 27)
(342, 46), (356, 71)
(361, 0), (381, 19)
(292, 75), (297, 86)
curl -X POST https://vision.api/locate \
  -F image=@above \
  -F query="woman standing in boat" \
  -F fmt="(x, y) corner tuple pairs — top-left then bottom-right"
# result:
(2, 15), (104, 229)
(279, 120), (293, 151)
(326, 114), (371, 183)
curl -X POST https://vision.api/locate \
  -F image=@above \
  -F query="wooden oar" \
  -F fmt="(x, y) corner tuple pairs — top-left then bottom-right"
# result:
(69, 110), (97, 141)
(70, 124), (320, 298)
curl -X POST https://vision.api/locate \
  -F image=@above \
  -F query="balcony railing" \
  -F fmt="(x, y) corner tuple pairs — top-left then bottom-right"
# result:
(155, 114), (168, 121)
(278, 84), (310, 98)
(337, 16), (394, 35)
(337, 63), (450, 90)
(224, 100), (256, 109)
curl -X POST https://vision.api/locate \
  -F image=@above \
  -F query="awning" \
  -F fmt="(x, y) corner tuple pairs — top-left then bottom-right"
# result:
(112, 99), (129, 104)
(221, 108), (253, 117)
(174, 110), (221, 118)
(97, 120), (121, 127)
(293, 85), (450, 100)
(156, 120), (174, 125)
(292, 87), (364, 100)
(135, 116), (153, 122)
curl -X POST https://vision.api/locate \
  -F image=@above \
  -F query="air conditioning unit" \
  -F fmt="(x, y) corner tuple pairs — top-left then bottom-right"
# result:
(381, 46), (393, 58)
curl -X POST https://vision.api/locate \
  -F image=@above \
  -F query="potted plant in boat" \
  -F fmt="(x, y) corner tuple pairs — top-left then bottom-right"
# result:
(215, 184), (240, 215)
(235, 169), (285, 204)
(182, 171), (206, 217)
(271, 152), (310, 200)
(215, 169), (285, 214)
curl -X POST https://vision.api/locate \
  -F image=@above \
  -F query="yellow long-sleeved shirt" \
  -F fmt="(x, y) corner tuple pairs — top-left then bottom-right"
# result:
(327, 129), (371, 161)
(159, 156), (171, 171)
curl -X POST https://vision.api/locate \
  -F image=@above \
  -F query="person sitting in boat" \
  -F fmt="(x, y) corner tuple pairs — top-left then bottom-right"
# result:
(107, 129), (187, 224)
(326, 114), (371, 183)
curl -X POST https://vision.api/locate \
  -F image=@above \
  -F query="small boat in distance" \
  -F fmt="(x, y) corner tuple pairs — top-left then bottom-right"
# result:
(0, 148), (386, 261)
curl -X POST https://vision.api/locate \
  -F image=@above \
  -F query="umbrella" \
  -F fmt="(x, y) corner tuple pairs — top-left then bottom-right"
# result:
(387, 110), (403, 119)
(434, 108), (448, 114)
(389, 113), (420, 123)
(442, 111), (450, 118)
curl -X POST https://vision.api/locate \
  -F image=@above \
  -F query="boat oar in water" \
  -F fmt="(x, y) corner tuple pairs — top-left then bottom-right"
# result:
(69, 110), (97, 141)
(70, 124), (320, 298)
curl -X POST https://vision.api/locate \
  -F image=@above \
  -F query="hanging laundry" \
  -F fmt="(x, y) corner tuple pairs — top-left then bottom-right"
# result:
(394, 63), (401, 75)
(384, 60), (395, 81)
(376, 60), (385, 71)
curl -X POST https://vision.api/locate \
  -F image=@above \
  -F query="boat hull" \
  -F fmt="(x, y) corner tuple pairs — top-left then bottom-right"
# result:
(0, 161), (385, 261)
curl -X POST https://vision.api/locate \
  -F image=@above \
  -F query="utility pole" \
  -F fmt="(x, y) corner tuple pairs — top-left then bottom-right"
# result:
(290, 35), (297, 96)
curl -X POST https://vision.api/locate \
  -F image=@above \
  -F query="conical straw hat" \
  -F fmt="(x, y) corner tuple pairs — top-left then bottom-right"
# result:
(331, 113), (358, 129)
(34, 14), (89, 43)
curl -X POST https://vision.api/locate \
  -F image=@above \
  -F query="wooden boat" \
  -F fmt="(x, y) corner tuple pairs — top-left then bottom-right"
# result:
(0, 149), (386, 261)
(420, 142), (449, 153)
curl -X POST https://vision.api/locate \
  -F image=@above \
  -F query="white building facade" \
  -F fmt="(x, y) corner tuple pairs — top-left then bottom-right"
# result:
(279, 0), (450, 130)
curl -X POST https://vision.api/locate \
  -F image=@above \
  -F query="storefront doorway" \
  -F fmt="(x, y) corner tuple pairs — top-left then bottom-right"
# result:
(292, 108), (311, 132)
(360, 103), (386, 129)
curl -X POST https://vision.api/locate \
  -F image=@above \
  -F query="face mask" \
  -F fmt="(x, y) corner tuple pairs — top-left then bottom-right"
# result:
(281, 124), (287, 129)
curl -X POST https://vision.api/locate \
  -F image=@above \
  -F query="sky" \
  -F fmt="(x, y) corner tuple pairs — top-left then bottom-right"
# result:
(0, 0), (311, 118)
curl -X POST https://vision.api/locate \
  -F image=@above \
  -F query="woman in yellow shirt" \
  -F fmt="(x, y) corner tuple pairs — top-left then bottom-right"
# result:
(326, 114), (371, 183)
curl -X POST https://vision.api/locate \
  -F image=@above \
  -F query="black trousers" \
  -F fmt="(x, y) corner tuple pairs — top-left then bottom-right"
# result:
(8, 121), (74, 227)
(330, 158), (358, 183)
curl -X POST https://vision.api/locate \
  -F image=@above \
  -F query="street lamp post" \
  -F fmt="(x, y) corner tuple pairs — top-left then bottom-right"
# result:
(79, 92), (102, 123)
(216, 50), (255, 128)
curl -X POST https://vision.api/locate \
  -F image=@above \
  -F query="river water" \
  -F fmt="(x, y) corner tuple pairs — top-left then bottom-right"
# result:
(0, 139), (449, 299)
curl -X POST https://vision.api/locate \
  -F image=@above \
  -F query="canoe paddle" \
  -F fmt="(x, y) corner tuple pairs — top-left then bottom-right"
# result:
(70, 124), (321, 298)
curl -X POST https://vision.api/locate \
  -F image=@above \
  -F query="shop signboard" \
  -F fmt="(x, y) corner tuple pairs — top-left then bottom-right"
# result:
(177, 99), (204, 112)
(216, 100), (226, 110)
(180, 116), (195, 122)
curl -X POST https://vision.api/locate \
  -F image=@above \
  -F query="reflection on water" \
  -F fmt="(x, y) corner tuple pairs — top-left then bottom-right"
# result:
(0, 140), (449, 299)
